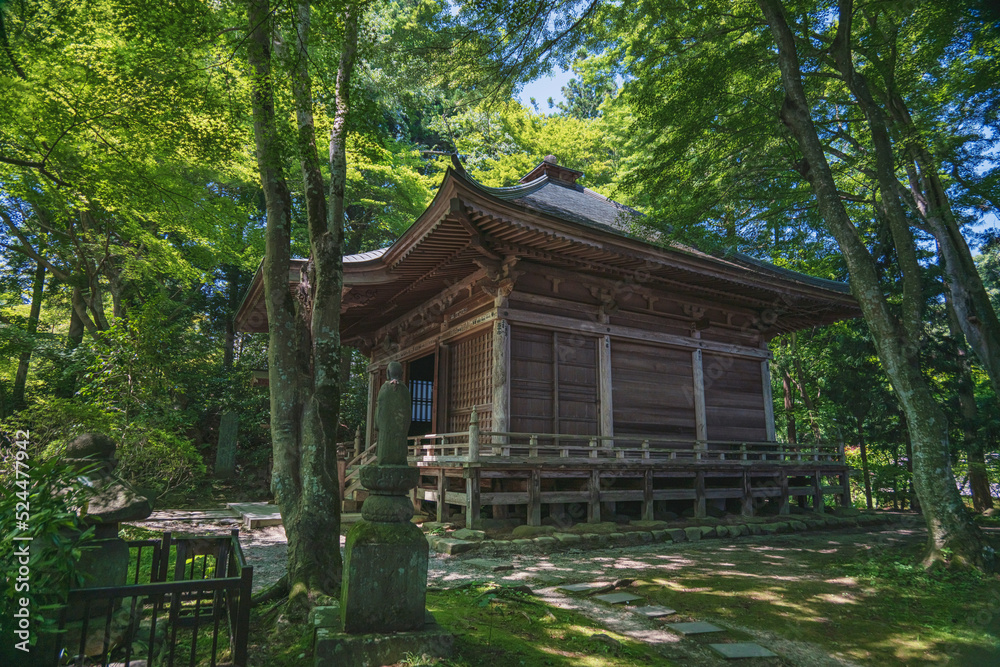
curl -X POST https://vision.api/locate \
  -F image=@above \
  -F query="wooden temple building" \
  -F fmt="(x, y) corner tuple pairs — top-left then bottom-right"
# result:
(235, 156), (860, 528)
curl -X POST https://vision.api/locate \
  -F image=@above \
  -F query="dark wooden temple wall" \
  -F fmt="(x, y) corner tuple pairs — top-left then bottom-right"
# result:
(702, 353), (767, 441)
(509, 326), (599, 436)
(611, 340), (696, 439)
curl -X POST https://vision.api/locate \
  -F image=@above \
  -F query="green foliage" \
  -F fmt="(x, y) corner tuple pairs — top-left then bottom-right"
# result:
(0, 452), (96, 655)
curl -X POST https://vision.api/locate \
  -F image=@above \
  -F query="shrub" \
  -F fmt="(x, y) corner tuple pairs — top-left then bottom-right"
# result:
(0, 447), (95, 661)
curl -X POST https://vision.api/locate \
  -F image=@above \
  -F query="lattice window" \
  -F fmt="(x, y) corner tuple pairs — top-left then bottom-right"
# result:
(448, 329), (493, 432)
(410, 379), (434, 423)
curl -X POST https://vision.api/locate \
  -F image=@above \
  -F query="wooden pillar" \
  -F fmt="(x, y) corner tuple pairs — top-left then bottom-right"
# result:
(588, 469), (601, 523)
(528, 469), (542, 526)
(599, 335), (614, 438)
(812, 470), (824, 513)
(353, 426), (362, 459)
(741, 470), (753, 517)
(694, 471), (706, 518)
(841, 471), (851, 507)
(552, 332), (560, 433)
(492, 319), (509, 436)
(466, 468), (481, 529)
(436, 344), (450, 433)
(761, 357), (777, 442)
(642, 469), (654, 521)
(365, 367), (378, 447)
(436, 470), (447, 523)
(779, 471), (790, 515)
(692, 349), (707, 442)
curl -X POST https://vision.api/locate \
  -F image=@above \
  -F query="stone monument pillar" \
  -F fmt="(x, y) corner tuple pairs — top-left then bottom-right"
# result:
(340, 361), (429, 633)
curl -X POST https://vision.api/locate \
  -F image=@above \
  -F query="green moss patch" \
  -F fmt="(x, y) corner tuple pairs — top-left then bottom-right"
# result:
(426, 583), (672, 666)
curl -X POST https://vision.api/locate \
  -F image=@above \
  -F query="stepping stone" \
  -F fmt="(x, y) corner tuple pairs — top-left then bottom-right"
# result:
(710, 643), (778, 659)
(465, 558), (513, 572)
(557, 582), (613, 593)
(633, 606), (677, 618)
(594, 592), (643, 605)
(531, 573), (566, 585)
(666, 621), (725, 635)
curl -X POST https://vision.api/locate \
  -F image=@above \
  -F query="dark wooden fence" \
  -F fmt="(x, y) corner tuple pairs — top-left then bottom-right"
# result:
(56, 529), (252, 667)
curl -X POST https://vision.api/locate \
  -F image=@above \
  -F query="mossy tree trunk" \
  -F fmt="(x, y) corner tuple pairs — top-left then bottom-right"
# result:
(246, 0), (356, 612)
(756, 0), (988, 571)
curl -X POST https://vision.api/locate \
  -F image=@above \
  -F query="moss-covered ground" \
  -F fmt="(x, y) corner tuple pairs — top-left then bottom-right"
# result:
(425, 583), (670, 666)
(625, 531), (1000, 665)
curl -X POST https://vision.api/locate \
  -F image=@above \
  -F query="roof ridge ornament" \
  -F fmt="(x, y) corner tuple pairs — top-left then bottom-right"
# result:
(520, 154), (585, 186)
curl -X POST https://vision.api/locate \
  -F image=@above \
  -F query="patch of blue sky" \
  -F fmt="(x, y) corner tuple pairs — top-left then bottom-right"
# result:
(516, 66), (572, 112)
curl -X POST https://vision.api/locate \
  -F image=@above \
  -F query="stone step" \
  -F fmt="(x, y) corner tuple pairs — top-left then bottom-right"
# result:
(665, 621), (725, 635)
(633, 606), (677, 618)
(594, 592), (644, 605)
(709, 643), (778, 659)
(556, 581), (615, 594)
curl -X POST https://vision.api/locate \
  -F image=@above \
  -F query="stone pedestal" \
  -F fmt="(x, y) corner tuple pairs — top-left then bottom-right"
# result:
(340, 464), (428, 634)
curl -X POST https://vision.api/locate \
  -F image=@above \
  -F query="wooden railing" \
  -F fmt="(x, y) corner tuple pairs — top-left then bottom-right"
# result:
(405, 409), (845, 465)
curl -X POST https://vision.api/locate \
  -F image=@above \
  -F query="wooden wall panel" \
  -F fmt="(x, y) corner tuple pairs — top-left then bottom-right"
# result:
(509, 326), (599, 436)
(702, 354), (767, 441)
(447, 329), (493, 432)
(611, 341), (696, 439)
(510, 327), (554, 434)
(556, 334), (598, 436)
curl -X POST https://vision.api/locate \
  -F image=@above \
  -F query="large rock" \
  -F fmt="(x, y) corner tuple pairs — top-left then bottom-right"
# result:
(511, 525), (556, 539)
(631, 520), (669, 531)
(65, 433), (116, 462)
(86, 480), (152, 524)
(451, 528), (485, 542)
(566, 521), (619, 535)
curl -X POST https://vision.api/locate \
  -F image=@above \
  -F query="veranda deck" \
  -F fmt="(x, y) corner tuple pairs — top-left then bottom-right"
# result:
(341, 416), (851, 529)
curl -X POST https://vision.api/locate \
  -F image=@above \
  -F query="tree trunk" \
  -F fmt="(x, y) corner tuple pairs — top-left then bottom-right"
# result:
(945, 283), (994, 512)
(12, 260), (45, 409)
(842, 6), (1000, 399)
(757, 0), (988, 570)
(56, 287), (87, 399)
(856, 416), (873, 510)
(782, 368), (797, 444)
(247, 0), (342, 613)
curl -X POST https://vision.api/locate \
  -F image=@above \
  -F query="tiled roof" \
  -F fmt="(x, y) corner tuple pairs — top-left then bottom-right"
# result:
(471, 175), (641, 235)
(344, 247), (388, 263)
(463, 171), (851, 296)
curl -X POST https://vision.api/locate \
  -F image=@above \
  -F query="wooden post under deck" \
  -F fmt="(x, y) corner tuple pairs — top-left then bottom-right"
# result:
(741, 470), (753, 517)
(812, 470), (824, 513)
(466, 467), (481, 529)
(436, 470), (447, 523)
(642, 469), (654, 521)
(779, 471), (790, 515)
(695, 471), (707, 518)
(528, 469), (542, 526)
(588, 469), (601, 523)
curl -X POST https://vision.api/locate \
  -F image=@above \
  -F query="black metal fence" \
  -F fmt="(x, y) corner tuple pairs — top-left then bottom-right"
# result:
(54, 529), (252, 667)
